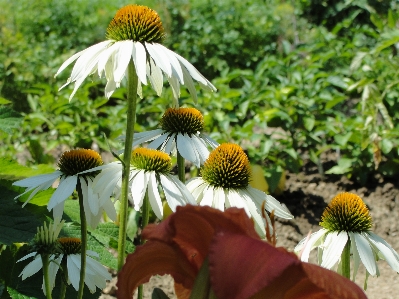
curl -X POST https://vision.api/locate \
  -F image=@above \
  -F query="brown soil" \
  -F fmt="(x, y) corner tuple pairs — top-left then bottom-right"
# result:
(101, 162), (399, 299)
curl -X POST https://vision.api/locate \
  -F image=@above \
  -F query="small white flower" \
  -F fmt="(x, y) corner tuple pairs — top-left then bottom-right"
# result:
(295, 192), (399, 287)
(186, 143), (293, 237)
(132, 107), (218, 167)
(55, 5), (216, 103)
(13, 149), (116, 228)
(93, 148), (196, 219)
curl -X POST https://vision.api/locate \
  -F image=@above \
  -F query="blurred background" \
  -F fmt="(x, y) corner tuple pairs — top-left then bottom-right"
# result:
(1, 0), (398, 188)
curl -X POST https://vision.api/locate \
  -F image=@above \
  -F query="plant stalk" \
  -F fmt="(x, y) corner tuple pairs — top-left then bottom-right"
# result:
(117, 61), (138, 271)
(137, 191), (150, 299)
(42, 254), (53, 299)
(77, 180), (87, 299)
(177, 151), (185, 183)
(341, 240), (351, 279)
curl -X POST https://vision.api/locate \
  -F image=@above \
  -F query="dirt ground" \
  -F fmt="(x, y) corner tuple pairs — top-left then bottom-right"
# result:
(101, 162), (399, 299)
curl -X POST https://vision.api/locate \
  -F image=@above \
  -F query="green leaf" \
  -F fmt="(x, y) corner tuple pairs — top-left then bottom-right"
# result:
(381, 139), (393, 155)
(7, 288), (38, 299)
(0, 189), (43, 245)
(325, 158), (353, 175)
(0, 106), (23, 134)
(0, 98), (12, 105)
(334, 133), (352, 146)
(0, 158), (54, 182)
(303, 116), (315, 131)
(327, 76), (348, 89)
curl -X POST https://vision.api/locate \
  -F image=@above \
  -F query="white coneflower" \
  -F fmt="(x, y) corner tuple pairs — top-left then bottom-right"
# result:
(55, 5), (216, 103)
(295, 192), (399, 288)
(132, 107), (218, 167)
(13, 149), (116, 228)
(92, 148), (196, 219)
(186, 143), (293, 236)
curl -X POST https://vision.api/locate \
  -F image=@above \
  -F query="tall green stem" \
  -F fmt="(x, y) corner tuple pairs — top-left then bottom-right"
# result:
(118, 61), (138, 271)
(77, 180), (87, 299)
(177, 151), (185, 183)
(341, 240), (351, 279)
(137, 191), (150, 299)
(59, 259), (68, 299)
(42, 254), (53, 299)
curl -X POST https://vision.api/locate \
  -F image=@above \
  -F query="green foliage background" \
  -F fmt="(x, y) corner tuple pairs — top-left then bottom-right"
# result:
(1, 0), (399, 184)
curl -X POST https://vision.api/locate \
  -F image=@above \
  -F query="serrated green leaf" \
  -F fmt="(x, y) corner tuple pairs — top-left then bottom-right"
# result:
(0, 106), (23, 134)
(0, 189), (43, 245)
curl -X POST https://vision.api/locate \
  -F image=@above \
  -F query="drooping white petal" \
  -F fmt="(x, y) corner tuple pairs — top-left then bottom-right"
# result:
(295, 229), (327, 262)
(47, 175), (78, 210)
(19, 254), (42, 280)
(246, 187), (293, 219)
(147, 58), (163, 96)
(167, 175), (196, 205)
(168, 76), (181, 101)
(200, 186), (217, 208)
(190, 134), (210, 164)
(200, 133), (219, 148)
(186, 177), (208, 203)
(147, 172), (163, 219)
(212, 188), (226, 211)
(132, 42), (147, 85)
(238, 190), (266, 237)
(174, 52), (209, 85)
(164, 133), (176, 154)
(366, 232), (399, 272)
(180, 65), (198, 104)
(80, 177), (99, 216)
(148, 133), (169, 150)
(349, 232), (361, 281)
(352, 232), (376, 275)
(97, 42), (119, 78)
(101, 197), (117, 221)
(67, 255), (81, 291)
(113, 40), (133, 84)
(177, 133), (200, 167)
(145, 42), (172, 77)
(132, 129), (164, 147)
(13, 171), (62, 188)
(130, 170), (148, 211)
(321, 231), (348, 269)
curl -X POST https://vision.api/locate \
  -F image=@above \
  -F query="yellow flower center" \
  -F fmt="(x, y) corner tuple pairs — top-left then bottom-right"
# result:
(58, 237), (82, 255)
(131, 148), (172, 174)
(160, 107), (204, 136)
(320, 192), (372, 233)
(58, 149), (103, 176)
(106, 5), (165, 43)
(201, 143), (250, 189)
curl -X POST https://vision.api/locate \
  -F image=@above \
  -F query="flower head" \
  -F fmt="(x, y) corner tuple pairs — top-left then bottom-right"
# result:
(92, 148), (195, 219)
(56, 237), (112, 293)
(117, 205), (367, 299)
(295, 192), (399, 287)
(132, 107), (218, 167)
(186, 143), (293, 237)
(55, 4), (216, 102)
(13, 149), (116, 228)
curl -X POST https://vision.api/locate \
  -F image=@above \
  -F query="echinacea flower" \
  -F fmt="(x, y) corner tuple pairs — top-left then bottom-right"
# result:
(117, 205), (367, 299)
(132, 107), (218, 167)
(92, 148), (196, 219)
(13, 149), (116, 228)
(55, 5), (216, 102)
(18, 219), (64, 293)
(295, 192), (399, 288)
(56, 237), (111, 293)
(186, 143), (293, 236)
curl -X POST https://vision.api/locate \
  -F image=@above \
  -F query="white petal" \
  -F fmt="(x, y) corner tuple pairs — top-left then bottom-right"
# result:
(177, 133), (199, 167)
(321, 231), (348, 269)
(191, 134), (210, 164)
(148, 133), (170, 150)
(147, 58), (163, 96)
(97, 43), (119, 77)
(47, 175), (77, 210)
(164, 134), (176, 154)
(168, 76), (180, 100)
(200, 133), (219, 148)
(186, 177), (208, 203)
(238, 190), (266, 237)
(132, 129), (164, 147)
(132, 42), (147, 85)
(17, 252), (37, 262)
(52, 201), (65, 220)
(366, 232), (399, 272)
(352, 232), (376, 275)
(349, 232), (361, 281)
(113, 40), (133, 84)
(147, 172), (163, 219)
(82, 177), (99, 216)
(295, 229), (327, 262)
(67, 255), (81, 291)
(166, 175), (196, 205)
(213, 188), (226, 211)
(19, 255), (42, 280)
(145, 42), (172, 77)
(130, 170), (148, 210)
(200, 186), (216, 208)
(101, 197), (117, 221)
(247, 187), (293, 219)
(13, 171), (61, 188)
(180, 65), (198, 104)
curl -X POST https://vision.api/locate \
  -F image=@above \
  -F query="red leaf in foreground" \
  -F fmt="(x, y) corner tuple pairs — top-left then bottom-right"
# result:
(208, 232), (368, 299)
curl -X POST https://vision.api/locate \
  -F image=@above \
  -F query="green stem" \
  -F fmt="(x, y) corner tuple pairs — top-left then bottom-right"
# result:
(118, 61), (138, 271)
(341, 240), (351, 279)
(177, 151), (185, 183)
(137, 192), (150, 299)
(58, 259), (68, 299)
(42, 254), (53, 299)
(77, 180), (87, 299)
